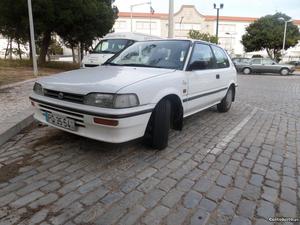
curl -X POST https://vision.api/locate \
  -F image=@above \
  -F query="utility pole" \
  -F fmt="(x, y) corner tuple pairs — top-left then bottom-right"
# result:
(27, 0), (38, 76)
(168, 0), (174, 38)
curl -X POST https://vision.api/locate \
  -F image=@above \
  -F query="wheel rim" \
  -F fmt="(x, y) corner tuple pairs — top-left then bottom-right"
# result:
(244, 68), (250, 74)
(281, 69), (288, 75)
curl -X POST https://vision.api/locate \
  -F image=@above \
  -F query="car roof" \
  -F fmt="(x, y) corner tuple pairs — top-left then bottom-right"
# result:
(103, 32), (162, 41)
(133, 38), (223, 48)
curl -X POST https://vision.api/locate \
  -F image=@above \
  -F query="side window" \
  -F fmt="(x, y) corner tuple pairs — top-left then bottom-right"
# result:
(263, 59), (274, 65)
(251, 59), (261, 64)
(188, 43), (214, 70)
(211, 46), (230, 68)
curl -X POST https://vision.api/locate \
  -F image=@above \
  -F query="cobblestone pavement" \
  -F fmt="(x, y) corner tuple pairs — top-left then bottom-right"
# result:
(0, 81), (34, 123)
(0, 74), (299, 225)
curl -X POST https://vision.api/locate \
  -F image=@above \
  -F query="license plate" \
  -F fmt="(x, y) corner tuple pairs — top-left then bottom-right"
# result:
(45, 112), (76, 131)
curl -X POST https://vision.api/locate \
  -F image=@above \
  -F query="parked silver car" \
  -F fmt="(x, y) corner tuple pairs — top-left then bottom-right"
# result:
(236, 58), (295, 75)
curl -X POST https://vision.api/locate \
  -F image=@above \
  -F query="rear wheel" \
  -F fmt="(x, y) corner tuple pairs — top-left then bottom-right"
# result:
(217, 87), (233, 113)
(144, 99), (171, 150)
(280, 68), (289, 76)
(242, 67), (251, 75)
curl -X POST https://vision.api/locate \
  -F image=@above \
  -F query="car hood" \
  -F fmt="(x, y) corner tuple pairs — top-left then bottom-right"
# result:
(38, 66), (175, 94)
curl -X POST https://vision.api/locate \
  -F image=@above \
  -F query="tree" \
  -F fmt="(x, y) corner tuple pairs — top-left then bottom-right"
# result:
(188, 30), (218, 44)
(242, 12), (300, 61)
(0, 0), (117, 63)
(56, 0), (117, 63)
(0, 0), (29, 59)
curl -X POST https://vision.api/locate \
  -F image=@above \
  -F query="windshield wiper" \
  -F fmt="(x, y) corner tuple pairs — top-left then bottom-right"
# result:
(120, 63), (166, 69)
(103, 62), (120, 66)
(101, 50), (115, 54)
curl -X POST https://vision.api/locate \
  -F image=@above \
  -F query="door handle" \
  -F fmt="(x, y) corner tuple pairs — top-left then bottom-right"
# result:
(216, 74), (220, 79)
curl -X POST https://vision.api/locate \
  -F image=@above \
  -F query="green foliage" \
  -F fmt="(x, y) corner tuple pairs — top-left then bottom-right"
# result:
(242, 12), (300, 61)
(0, 0), (117, 63)
(188, 30), (218, 44)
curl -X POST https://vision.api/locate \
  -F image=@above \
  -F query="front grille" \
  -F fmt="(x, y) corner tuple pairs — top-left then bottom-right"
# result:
(85, 64), (99, 67)
(44, 89), (84, 104)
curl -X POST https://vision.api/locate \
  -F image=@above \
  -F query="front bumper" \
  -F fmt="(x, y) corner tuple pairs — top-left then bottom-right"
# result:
(30, 94), (154, 143)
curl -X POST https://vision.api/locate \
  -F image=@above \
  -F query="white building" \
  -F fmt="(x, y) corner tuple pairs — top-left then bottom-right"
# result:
(1, 5), (299, 60)
(114, 5), (300, 59)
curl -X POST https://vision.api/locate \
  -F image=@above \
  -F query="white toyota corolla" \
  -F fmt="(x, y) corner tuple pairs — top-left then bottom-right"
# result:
(30, 39), (237, 149)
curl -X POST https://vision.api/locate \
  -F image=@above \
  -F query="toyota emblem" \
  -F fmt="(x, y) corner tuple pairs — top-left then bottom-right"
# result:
(58, 92), (64, 100)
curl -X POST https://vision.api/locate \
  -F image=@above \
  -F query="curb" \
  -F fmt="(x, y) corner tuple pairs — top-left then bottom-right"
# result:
(0, 78), (37, 90)
(0, 109), (35, 146)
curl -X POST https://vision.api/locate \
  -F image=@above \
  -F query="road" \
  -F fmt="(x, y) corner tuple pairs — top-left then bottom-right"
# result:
(0, 74), (299, 225)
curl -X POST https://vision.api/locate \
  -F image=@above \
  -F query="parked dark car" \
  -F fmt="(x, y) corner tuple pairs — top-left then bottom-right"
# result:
(286, 61), (300, 67)
(232, 57), (250, 66)
(236, 58), (295, 75)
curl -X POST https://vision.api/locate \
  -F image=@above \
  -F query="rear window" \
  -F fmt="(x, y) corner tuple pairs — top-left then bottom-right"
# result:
(93, 39), (132, 54)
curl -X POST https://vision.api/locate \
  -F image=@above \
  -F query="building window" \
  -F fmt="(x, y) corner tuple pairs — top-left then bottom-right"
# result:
(219, 24), (236, 33)
(136, 21), (157, 30)
(114, 21), (127, 29)
(175, 23), (201, 30)
(218, 37), (234, 51)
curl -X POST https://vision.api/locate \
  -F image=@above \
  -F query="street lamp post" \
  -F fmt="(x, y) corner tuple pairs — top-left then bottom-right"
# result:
(130, 2), (151, 32)
(213, 3), (224, 43)
(225, 32), (237, 54)
(27, 0), (38, 76)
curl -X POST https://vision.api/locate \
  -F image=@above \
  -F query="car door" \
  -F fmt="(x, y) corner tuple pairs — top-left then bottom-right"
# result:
(262, 58), (279, 73)
(185, 42), (224, 115)
(250, 58), (263, 73)
(210, 45), (232, 94)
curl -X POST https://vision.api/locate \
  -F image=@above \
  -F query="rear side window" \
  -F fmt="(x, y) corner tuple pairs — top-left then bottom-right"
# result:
(251, 58), (262, 64)
(211, 46), (230, 68)
(188, 43), (214, 70)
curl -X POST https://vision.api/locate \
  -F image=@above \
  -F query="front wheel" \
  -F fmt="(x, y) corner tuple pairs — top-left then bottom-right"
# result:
(144, 99), (171, 150)
(217, 87), (233, 113)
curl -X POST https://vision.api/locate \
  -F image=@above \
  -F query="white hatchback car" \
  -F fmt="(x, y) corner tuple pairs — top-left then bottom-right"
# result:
(30, 39), (237, 149)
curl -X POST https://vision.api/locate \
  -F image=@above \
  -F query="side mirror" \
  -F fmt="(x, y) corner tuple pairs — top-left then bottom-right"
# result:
(272, 62), (276, 65)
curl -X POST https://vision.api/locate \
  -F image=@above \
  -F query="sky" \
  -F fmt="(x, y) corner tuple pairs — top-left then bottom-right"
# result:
(113, 0), (300, 19)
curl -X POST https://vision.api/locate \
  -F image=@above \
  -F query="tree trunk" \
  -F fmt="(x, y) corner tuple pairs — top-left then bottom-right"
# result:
(39, 31), (51, 64)
(9, 39), (13, 60)
(266, 49), (274, 60)
(17, 40), (22, 60)
(77, 42), (81, 65)
(4, 37), (10, 59)
(71, 46), (76, 63)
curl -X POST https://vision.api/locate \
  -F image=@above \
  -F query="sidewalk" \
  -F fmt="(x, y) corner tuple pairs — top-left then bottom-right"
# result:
(0, 79), (36, 146)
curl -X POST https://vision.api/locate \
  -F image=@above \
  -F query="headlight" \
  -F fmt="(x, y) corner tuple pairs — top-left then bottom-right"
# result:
(84, 93), (139, 108)
(33, 82), (43, 95)
(114, 94), (139, 108)
(84, 93), (114, 108)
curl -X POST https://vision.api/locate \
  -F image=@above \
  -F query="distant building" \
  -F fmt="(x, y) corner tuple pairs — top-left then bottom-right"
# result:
(114, 5), (300, 60)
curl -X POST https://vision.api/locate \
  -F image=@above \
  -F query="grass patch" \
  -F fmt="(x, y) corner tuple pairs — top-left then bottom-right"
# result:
(0, 59), (80, 86)
(0, 58), (79, 70)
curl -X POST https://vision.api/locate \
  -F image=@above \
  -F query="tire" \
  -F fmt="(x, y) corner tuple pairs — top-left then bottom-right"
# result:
(280, 68), (289, 76)
(144, 99), (171, 150)
(217, 87), (233, 113)
(242, 67), (251, 75)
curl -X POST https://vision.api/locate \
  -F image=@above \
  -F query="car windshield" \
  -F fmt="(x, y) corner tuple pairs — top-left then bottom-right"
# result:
(109, 40), (191, 70)
(93, 39), (131, 54)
